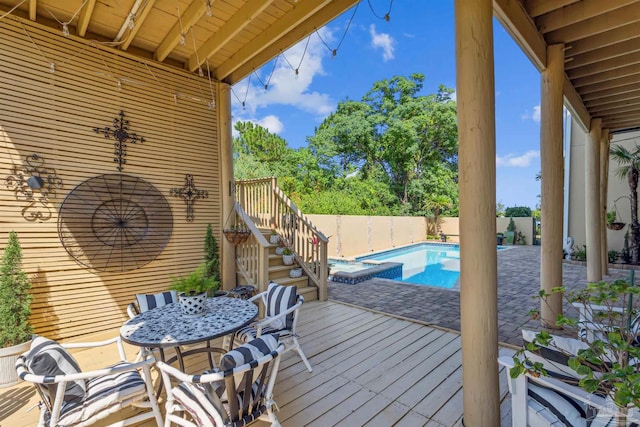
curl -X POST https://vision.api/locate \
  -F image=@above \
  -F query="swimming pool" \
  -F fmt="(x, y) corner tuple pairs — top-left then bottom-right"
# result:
(330, 243), (508, 289)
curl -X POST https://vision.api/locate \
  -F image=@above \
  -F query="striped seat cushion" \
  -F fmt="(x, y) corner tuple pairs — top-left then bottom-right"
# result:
(56, 361), (147, 426)
(234, 324), (285, 344)
(265, 282), (296, 330)
(220, 334), (280, 370)
(527, 382), (595, 426)
(135, 290), (177, 312)
(26, 336), (87, 406)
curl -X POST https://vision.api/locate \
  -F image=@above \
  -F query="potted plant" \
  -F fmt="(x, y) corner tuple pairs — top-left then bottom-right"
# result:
(0, 231), (33, 387)
(170, 263), (218, 316)
(223, 224), (251, 245)
(282, 247), (295, 265)
(289, 262), (303, 278)
(269, 229), (280, 245)
(204, 224), (227, 297)
(275, 241), (285, 255)
(607, 210), (626, 230)
(504, 217), (516, 245)
(510, 280), (640, 423)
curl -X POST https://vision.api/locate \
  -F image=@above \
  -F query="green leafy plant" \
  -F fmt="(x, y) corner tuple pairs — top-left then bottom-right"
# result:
(517, 232), (526, 245)
(572, 245), (587, 262)
(608, 250), (619, 264)
(171, 263), (218, 296)
(204, 224), (220, 284)
(511, 280), (640, 410)
(0, 231), (33, 348)
(506, 217), (516, 232)
(282, 247), (293, 256)
(607, 210), (617, 225)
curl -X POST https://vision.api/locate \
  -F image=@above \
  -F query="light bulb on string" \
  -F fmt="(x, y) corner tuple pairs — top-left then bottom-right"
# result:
(49, 63), (55, 73)
(117, 79), (122, 90)
(179, 33), (186, 46)
(62, 23), (70, 37)
(205, 1), (213, 17)
(294, 68), (299, 79)
(264, 84), (268, 93)
(198, 67), (204, 77)
(242, 101), (246, 110)
(384, 13), (390, 22)
(127, 15), (135, 30)
(332, 49), (337, 58)
(208, 100), (215, 110)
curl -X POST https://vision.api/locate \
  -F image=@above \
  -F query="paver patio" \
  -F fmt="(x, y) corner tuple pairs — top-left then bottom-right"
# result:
(328, 245), (632, 346)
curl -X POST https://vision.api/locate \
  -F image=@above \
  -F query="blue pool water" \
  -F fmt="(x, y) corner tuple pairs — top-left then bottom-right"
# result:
(352, 243), (508, 289)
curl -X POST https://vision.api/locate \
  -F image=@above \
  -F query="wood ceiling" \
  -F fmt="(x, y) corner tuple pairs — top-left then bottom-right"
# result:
(503, 0), (640, 132)
(0, 0), (358, 85)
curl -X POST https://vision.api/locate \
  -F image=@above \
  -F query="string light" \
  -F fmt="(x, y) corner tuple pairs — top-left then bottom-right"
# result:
(367, 0), (394, 21)
(62, 23), (70, 37)
(180, 33), (186, 46)
(198, 67), (204, 77)
(49, 63), (55, 73)
(208, 100), (215, 110)
(205, 0), (213, 17)
(127, 14), (135, 30)
(47, 0), (89, 38)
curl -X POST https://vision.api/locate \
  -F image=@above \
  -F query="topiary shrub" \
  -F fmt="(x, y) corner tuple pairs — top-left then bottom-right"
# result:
(0, 231), (33, 348)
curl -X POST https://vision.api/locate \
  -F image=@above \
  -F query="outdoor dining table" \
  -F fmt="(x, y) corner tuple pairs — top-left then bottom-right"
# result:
(119, 296), (258, 372)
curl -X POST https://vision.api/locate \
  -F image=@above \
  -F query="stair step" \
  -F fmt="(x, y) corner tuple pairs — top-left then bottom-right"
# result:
(298, 286), (318, 302)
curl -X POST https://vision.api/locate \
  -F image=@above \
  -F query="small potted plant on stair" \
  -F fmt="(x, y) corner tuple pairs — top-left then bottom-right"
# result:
(289, 262), (303, 278)
(269, 229), (280, 245)
(282, 247), (295, 265)
(0, 231), (33, 387)
(171, 263), (219, 317)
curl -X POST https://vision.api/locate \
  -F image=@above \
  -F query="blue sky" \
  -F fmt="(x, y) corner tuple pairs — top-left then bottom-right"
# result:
(230, 1), (542, 209)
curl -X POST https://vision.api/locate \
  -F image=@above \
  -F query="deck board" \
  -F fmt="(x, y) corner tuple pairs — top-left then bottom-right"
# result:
(1, 300), (516, 427)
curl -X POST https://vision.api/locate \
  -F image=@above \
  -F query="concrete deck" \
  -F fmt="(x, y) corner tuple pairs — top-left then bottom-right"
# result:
(328, 245), (631, 346)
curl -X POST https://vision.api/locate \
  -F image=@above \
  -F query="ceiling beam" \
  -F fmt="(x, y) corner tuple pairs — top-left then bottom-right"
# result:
(187, 0), (275, 72)
(584, 88), (640, 106)
(572, 63), (640, 87)
(566, 37), (640, 70)
(493, 0), (546, 71)
(599, 112), (640, 124)
(582, 82), (640, 100)
(29, 0), (36, 21)
(566, 50), (640, 79)
(77, 0), (96, 37)
(579, 74), (640, 95)
(564, 75), (591, 131)
(568, 22), (640, 56)
(536, 0), (637, 34)
(524, 0), (580, 18)
(120, 0), (156, 51)
(603, 119), (640, 130)
(589, 100), (640, 116)
(154, 0), (206, 62)
(546, 3), (640, 44)
(215, 0), (342, 83)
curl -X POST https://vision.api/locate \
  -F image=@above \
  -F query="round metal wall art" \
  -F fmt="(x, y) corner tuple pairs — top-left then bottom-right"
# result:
(58, 174), (173, 273)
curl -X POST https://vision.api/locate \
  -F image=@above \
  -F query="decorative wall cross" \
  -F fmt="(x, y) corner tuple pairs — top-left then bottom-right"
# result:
(94, 111), (145, 172)
(4, 154), (63, 222)
(171, 174), (208, 222)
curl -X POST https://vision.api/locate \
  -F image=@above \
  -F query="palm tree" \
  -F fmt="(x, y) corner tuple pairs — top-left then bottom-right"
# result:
(424, 194), (453, 234)
(610, 143), (640, 264)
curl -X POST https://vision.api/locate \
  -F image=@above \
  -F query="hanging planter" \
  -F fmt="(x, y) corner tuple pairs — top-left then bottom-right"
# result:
(223, 228), (251, 244)
(607, 222), (626, 231)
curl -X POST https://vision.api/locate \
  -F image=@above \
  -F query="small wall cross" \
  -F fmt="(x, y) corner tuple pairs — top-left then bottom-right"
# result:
(94, 111), (145, 172)
(171, 174), (208, 222)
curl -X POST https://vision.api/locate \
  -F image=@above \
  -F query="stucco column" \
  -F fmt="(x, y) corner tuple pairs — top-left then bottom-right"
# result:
(600, 129), (610, 275)
(455, 0), (499, 425)
(217, 82), (236, 290)
(540, 44), (564, 327)
(586, 118), (602, 282)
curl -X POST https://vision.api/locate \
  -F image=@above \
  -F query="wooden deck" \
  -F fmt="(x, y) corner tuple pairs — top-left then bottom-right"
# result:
(0, 301), (515, 426)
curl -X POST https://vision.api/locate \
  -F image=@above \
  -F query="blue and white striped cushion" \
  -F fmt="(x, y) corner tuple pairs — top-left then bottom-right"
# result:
(220, 334), (280, 370)
(26, 336), (86, 406)
(172, 382), (225, 427)
(234, 325), (283, 344)
(527, 383), (594, 426)
(266, 282), (296, 330)
(57, 361), (147, 426)
(135, 290), (177, 312)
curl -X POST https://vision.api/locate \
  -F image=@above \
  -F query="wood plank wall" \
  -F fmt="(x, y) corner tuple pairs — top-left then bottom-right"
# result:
(0, 18), (222, 341)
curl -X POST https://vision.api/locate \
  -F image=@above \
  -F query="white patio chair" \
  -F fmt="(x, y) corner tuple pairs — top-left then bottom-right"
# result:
(231, 281), (312, 372)
(15, 335), (163, 427)
(500, 330), (640, 426)
(157, 334), (285, 427)
(127, 290), (178, 318)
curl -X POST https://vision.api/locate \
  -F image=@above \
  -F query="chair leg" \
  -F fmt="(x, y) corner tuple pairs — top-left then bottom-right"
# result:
(142, 364), (164, 427)
(292, 336), (312, 372)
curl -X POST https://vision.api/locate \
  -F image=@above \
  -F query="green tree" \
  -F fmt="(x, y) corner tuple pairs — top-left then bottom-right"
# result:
(204, 224), (220, 284)
(610, 143), (640, 264)
(505, 206), (532, 217)
(0, 231), (33, 347)
(308, 74), (458, 216)
(496, 201), (506, 217)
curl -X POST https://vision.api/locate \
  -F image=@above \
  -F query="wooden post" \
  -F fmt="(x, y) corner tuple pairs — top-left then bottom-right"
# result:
(600, 129), (610, 275)
(540, 44), (565, 328)
(586, 118), (602, 282)
(455, 0), (499, 425)
(217, 82), (236, 291)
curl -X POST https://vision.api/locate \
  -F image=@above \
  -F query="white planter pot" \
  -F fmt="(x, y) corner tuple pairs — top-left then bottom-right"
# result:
(0, 339), (32, 388)
(282, 254), (295, 265)
(275, 246), (285, 255)
(289, 268), (303, 278)
(178, 292), (207, 317)
(269, 235), (280, 244)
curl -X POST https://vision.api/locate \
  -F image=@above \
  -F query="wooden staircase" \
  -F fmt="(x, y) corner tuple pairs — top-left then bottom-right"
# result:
(237, 231), (318, 302)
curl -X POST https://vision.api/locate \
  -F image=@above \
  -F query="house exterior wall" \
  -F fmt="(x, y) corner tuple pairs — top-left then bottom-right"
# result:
(567, 119), (640, 255)
(0, 19), (222, 340)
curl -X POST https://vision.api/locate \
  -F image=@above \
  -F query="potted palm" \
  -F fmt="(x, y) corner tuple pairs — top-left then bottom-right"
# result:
(282, 247), (295, 265)
(0, 231), (33, 387)
(170, 263), (218, 317)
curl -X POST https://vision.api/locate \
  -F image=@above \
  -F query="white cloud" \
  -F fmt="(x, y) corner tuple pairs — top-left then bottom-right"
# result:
(232, 27), (336, 118)
(369, 24), (395, 62)
(231, 115), (284, 137)
(496, 150), (540, 168)
(521, 105), (541, 123)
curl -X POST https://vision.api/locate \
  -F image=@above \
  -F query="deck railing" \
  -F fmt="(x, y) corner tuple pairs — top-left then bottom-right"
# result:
(235, 178), (329, 300)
